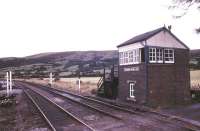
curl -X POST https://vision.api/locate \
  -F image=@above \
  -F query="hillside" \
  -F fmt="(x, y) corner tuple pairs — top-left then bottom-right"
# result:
(190, 49), (200, 70)
(0, 50), (118, 78)
(0, 49), (199, 78)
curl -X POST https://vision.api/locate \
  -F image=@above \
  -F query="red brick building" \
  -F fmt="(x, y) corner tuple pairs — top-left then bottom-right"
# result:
(117, 27), (191, 107)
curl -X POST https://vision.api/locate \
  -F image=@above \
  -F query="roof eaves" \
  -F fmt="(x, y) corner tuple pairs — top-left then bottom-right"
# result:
(117, 27), (165, 48)
(117, 39), (147, 48)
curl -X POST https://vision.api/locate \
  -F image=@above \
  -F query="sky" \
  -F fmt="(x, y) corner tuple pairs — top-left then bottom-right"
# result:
(0, 0), (200, 58)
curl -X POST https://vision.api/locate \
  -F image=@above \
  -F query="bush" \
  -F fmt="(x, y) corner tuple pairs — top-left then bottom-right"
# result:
(55, 76), (60, 81)
(91, 89), (97, 94)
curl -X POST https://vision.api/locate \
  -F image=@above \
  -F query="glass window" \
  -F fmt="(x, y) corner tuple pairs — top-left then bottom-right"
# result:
(149, 48), (156, 63)
(130, 83), (135, 98)
(164, 49), (174, 63)
(119, 52), (123, 64)
(129, 51), (133, 63)
(133, 49), (140, 63)
(119, 48), (141, 65)
(156, 48), (163, 63)
(124, 52), (128, 63)
(133, 50), (136, 63)
(136, 49), (140, 63)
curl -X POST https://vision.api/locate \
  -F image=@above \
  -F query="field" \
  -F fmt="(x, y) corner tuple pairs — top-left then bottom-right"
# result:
(19, 77), (101, 95)
(15, 70), (200, 95)
(190, 70), (200, 90)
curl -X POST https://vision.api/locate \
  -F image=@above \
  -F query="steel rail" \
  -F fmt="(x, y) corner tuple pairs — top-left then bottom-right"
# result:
(24, 89), (56, 131)
(25, 87), (95, 131)
(31, 85), (122, 120)
(19, 82), (200, 131)
(45, 86), (200, 131)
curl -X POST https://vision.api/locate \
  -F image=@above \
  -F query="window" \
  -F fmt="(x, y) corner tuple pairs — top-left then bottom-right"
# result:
(119, 48), (141, 65)
(134, 49), (140, 63)
(149, 48), (156, 63)
(124, 52), (128, 63)
(130, 83), (135, 98)
(133, 50), (136, 63)
(119, 52), (123, 64)
(156, 48), (163, 63)
(129, 51), (133, 63)
(164, 49), (174, 63)
(148, 48), (174, 64)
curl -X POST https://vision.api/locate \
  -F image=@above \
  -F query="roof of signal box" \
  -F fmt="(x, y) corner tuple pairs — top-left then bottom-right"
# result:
(117, 26), (189, 49)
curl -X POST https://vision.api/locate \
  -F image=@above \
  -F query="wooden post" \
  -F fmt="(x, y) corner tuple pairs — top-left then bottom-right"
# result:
(9, 71), (12, 92)
(78, 71), (81, 94)
(78, 77), (81, 94)
(49, 72), (53, 87)
(6, 72), (9, 96)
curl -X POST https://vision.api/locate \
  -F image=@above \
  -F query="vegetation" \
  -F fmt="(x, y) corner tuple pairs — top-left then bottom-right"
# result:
(1, 50), (200, 78)
(190, 49), (200, 70)
(0, 51), (118, 78)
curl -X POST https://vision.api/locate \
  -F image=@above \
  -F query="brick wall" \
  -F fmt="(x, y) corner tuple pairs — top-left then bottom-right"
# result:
(117, 49), (191, 107)
(118, 64), (146, 104)
(147, 49), (191, 107)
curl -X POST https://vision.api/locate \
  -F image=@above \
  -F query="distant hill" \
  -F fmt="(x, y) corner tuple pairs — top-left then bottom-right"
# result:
(0, 49), (199, 78)
(190, 49), (200, 58)
(0, 51), (118, 78)
(190, 49), (200, 70)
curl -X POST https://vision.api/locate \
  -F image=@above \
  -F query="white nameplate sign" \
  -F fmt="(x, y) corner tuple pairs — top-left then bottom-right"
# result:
(124, 67), (139, 72)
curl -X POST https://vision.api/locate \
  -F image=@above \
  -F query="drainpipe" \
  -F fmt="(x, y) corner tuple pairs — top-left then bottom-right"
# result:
(144, 41), (149, 105)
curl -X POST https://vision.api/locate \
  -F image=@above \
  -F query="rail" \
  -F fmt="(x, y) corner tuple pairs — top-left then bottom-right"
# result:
(19, 81), (200, 131)
(24, 87), (94, 131)
(24, 90), (56, 131)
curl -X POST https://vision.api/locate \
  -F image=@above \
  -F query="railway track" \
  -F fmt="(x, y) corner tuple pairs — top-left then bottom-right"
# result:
(24, 88), (94, 131)
(19, 82), (200, 131)
(29, 82), (200, 131)
(55, 89), (200, 131)
(20, 83), (124, 131)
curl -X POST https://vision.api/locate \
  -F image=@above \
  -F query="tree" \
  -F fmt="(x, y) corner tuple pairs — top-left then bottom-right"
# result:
(169, 0), (200, 33)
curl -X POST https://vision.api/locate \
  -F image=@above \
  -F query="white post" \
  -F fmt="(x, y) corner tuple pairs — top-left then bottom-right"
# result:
(78, 77), (81, 94)
(6, 72), (9, 96)
(49, 72), (53, 87)
(9, 71), (12, 92)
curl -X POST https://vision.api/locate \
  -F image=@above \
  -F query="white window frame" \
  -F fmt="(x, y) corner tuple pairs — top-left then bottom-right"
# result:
(119, 52), (123, 65)
(149, 48), (156, 63)
(124, 52), (129, 64)
(133, 49), (140, 64)
(129, 51), (133, 63)
(156, 48), (163, 63)
(130, 83), (135, 98)
(119, 48), (141, 65)
(164, 49), (174, 63)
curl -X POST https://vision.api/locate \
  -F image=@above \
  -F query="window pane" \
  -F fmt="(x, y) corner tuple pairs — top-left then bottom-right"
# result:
(164, 49), (174, 63)
(149, 48), (156, 62)
(156, 48), (163, 62)
(129, 51), (133, 63)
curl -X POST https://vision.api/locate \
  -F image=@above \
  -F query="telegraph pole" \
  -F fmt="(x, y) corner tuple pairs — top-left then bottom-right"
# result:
(78, 72), (81, 94)
(6, 72), (9, 96)
(9, 71), (12, 92)
(49, 72), (53, 87)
